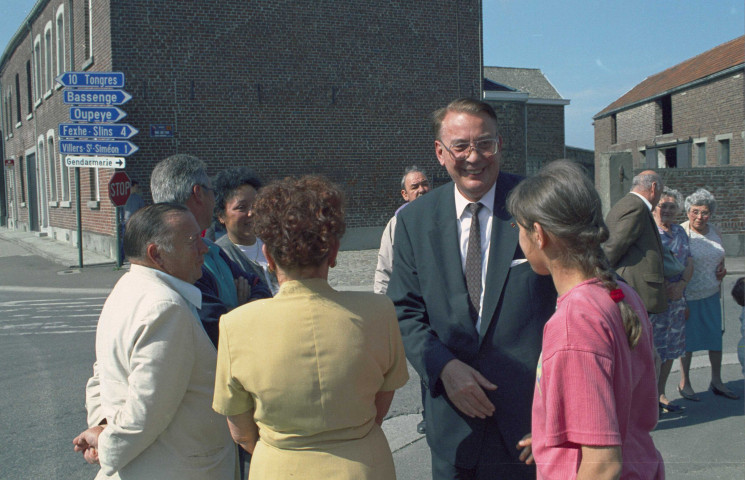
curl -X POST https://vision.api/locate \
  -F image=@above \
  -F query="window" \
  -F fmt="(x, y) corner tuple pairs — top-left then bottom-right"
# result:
(718, 139), (730, 165)
(657, 95), (672, 135)
(89, 169), (100, 201)
(26, 61), (33, 114)
(695, 141), (706, 166)
(84, 0), (93, 60)
(19, 157), (26, 202)
(47, 133), (57, 201)
(33, 35), (42, 102)
(610, 113), (617, 144)
(56, 6), (65, 77)
(4, 90), (11, 133)
(60, 152), (70, 201)
(15, 74), (21, 124)
(44, 22), (53, 94)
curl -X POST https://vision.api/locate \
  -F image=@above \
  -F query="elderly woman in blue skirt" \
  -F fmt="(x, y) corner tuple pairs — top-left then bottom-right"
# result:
(678, 189), (738, 401)
(649, 188), (693, 413)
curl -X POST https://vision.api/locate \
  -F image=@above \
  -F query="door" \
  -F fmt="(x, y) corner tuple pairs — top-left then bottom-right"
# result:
(26, 153), (39, 232)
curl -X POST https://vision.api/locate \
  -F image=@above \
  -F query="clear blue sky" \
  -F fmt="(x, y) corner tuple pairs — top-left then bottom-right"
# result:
(3, 0), (743, 149)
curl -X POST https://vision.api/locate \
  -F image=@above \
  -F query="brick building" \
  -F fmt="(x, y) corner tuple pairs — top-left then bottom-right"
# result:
(593, 36), (744, 253)
(482, 66), (576, 176)
(1, 0), (483, 257)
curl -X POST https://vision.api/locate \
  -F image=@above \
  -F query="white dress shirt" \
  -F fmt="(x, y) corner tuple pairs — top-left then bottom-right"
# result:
(454, 182), (497, 332)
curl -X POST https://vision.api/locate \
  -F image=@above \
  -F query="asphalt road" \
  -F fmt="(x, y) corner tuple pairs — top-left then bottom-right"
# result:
(0, 240), (123, 480)
(0, 235), (743, 479)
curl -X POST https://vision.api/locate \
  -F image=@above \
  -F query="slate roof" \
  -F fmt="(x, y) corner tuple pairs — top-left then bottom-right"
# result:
(483, 66), (564, 100)
(595, 36), (744, 118)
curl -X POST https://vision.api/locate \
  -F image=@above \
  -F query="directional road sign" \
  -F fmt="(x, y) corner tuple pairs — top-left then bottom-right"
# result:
(69, 106), (127, 123)
(62, 89), (132, 106)
(59, 123), (139, 140)
(60, 140), (139, 157)
(64, 156), (126, 169)
(56, 71), (125, 88)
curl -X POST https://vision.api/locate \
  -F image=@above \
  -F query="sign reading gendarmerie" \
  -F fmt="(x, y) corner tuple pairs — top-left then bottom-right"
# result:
(65, 156), (126, 169)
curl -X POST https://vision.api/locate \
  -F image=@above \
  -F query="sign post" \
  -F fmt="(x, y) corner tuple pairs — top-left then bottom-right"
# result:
(108, 171), (131, 268)
(56, 71), (138, 267)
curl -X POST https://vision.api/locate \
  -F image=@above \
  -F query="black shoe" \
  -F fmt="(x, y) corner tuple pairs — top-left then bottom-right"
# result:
(416, 419), (426, 434)
(710, 383), (740, 400)
(659, 402), (685, 414)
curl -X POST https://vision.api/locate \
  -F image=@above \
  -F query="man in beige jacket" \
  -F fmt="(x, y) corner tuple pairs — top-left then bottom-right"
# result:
(73, 203), (238, 479)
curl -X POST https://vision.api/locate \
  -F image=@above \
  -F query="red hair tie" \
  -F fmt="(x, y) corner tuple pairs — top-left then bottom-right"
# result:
(609, 288), (625, 303)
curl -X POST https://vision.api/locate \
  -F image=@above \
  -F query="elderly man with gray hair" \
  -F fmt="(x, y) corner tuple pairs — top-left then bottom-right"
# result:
(374, 166), (430, 295)
(150, 154), (271, 346)
(604, 170), (668, 314)
(73, 204), (238, 479)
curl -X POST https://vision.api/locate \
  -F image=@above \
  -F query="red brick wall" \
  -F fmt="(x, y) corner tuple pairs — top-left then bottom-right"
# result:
(3, 0), (483, 241)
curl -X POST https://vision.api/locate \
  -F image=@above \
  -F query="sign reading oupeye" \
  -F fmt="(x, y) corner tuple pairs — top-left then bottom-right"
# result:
(55, 71), (137, 170)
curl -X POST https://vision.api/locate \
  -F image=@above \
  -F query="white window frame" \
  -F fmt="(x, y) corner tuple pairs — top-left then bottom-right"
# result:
(47, 130), (58, 203)
(55, 6), (65, 82)
(44, 22), (53, 96)
(33, 35), (42, 105)
(60, 152), (71, 204)
(84, 0), (94, 62)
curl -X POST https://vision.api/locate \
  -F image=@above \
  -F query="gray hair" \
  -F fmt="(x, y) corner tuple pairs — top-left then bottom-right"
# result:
(400, 166), (427, 190)
(660, 186), (684, 211)
(432, 98), (498, 140)
(151, 154), (211, 204)
(631, 171), (662, 192)
(684, 188), (717, 216)
(123, 203), (189, 260)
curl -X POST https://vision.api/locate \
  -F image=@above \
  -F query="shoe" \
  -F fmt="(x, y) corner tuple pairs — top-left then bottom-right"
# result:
(678, 385), (700, 402)
(659, 402), (685, 413)
(710, 383), (740, 400)
(416, 419), (426, 435)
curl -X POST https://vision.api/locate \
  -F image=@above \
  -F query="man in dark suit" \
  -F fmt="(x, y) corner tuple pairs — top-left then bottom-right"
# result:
(603, 170), (667, 314)
(387, 98), (556, 479)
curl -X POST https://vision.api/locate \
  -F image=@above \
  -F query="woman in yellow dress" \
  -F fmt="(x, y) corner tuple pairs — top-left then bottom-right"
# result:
(212, 175), (409, 479)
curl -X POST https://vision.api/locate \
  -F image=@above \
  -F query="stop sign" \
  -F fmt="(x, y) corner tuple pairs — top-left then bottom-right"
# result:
(108, 171), (131, 207)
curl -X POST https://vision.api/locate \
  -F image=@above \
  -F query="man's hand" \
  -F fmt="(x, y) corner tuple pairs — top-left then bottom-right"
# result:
(516, 433), (534, 465)
(73, 425), (105, 465)
(665, 280), (685, 301)
(440, 359), (496, 418)
(235, 277), (250, 304)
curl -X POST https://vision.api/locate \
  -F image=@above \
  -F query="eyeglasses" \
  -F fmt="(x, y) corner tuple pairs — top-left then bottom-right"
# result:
(199, 184), (214, 194)
(439, 138), (500, 159)
(689, 208), (710, 218)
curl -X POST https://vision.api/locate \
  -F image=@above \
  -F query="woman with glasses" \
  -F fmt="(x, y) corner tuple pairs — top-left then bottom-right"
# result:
(649, 187), (693, 413)
(678, 189), (738, 400)
(212, 175), (409, 480)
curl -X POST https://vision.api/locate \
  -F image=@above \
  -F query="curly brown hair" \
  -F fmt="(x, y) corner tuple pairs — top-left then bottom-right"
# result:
(251, 175), (346, 270)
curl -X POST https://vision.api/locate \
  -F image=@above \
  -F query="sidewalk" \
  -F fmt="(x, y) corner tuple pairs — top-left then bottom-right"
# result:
(1, 226), (743, 478)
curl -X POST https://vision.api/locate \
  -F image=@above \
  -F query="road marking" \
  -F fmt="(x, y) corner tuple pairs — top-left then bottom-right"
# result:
(0, 296), (106, 336)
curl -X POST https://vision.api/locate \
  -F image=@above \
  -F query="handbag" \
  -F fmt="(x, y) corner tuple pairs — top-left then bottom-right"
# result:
(662, 246), (685, 278)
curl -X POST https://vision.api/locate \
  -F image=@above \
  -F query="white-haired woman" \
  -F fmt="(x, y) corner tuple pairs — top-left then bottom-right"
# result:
(678, 189), (738, 400)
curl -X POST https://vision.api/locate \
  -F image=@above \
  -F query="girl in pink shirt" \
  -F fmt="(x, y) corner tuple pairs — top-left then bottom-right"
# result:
(507, 160), (664, 480)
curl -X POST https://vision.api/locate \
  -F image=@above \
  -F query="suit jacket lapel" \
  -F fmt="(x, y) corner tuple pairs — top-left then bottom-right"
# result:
(427, 184), (477, 336)
(480, 174), (519, 341)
